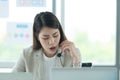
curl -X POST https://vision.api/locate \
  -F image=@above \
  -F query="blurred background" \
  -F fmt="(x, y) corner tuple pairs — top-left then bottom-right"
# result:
(0, 0), (117, 71)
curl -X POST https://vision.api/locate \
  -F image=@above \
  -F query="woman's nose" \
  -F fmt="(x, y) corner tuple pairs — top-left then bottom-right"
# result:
(48, 38), (55, 44)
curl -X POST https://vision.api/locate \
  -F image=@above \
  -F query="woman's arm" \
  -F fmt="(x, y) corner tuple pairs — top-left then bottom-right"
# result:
(12, 50), (26, 72)
(72, 48), (81, 68)
(60, 40), (82, 68)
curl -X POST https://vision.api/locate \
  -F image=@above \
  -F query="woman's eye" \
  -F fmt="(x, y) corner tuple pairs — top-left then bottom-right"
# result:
(43, 38), (49, 40)
(54, 35), (58, 37)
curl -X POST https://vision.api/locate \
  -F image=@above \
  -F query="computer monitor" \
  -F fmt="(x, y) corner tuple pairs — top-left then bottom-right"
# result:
(0, 72), (32, 80)
(50, 67), (117, 80)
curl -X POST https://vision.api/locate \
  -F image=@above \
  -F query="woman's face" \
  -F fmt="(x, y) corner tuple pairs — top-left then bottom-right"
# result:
(38, 27), (60, 57)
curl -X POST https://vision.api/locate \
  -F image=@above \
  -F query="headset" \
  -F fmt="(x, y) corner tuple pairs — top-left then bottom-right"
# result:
(57, 49), (64, 67)
(57, 48), (83, 67)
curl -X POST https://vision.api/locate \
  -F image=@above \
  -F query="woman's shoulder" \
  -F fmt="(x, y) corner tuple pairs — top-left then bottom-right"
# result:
(23, 46), (33, 53)
(20, 46), (33, 58)
(22, 46), (42, 58)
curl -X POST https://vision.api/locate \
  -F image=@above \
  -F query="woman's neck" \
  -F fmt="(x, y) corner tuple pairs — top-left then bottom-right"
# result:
(42, 49), (56, 58)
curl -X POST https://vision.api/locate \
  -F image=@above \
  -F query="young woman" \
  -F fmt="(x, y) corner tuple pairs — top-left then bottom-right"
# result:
(12, 11), (81, 80)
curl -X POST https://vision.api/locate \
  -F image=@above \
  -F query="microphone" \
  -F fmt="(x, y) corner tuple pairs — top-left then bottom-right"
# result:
(57, 48), (64, 66)
(57, 53), (62, 57)
(57, 48), (62, 57)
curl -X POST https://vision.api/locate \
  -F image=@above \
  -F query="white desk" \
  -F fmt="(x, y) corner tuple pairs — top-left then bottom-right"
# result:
(0, 68), (12, 72)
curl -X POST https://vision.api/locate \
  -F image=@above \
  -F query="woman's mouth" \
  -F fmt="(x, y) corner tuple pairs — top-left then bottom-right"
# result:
(49, 46), (56, 51)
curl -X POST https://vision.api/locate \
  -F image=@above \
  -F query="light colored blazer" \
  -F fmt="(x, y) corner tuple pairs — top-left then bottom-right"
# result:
(12, 46), (81, 80)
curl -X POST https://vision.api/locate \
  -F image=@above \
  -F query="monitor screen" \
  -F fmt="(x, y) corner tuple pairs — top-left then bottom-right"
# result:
(0, 72), (32, 80)
(50, 67), (117, 80)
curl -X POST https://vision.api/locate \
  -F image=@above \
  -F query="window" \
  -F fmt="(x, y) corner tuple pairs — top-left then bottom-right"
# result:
(0, 0), (53, 68)
(64, 0), (116, 66)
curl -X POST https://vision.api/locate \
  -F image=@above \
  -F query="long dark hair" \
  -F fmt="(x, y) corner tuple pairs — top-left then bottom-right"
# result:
(33, 11), (67, 50)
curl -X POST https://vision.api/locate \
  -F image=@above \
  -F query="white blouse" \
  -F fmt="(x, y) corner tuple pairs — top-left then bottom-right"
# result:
(42, 53), (56, 80)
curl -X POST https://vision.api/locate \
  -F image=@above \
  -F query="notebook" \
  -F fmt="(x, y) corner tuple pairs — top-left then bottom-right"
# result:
(50, 67), (117, 80)
(0, 72), (32, 80)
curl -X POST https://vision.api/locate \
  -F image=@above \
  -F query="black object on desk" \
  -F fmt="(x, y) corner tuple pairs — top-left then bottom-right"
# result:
(82, 63), (92, 67)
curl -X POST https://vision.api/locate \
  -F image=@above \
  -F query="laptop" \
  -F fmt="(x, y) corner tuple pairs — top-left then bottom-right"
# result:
(0, 72), (32, 80)
(50, 67), (117, 80)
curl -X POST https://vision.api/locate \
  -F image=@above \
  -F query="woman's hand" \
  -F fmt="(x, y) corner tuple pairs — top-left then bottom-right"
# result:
(60, 40), (80, 64)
